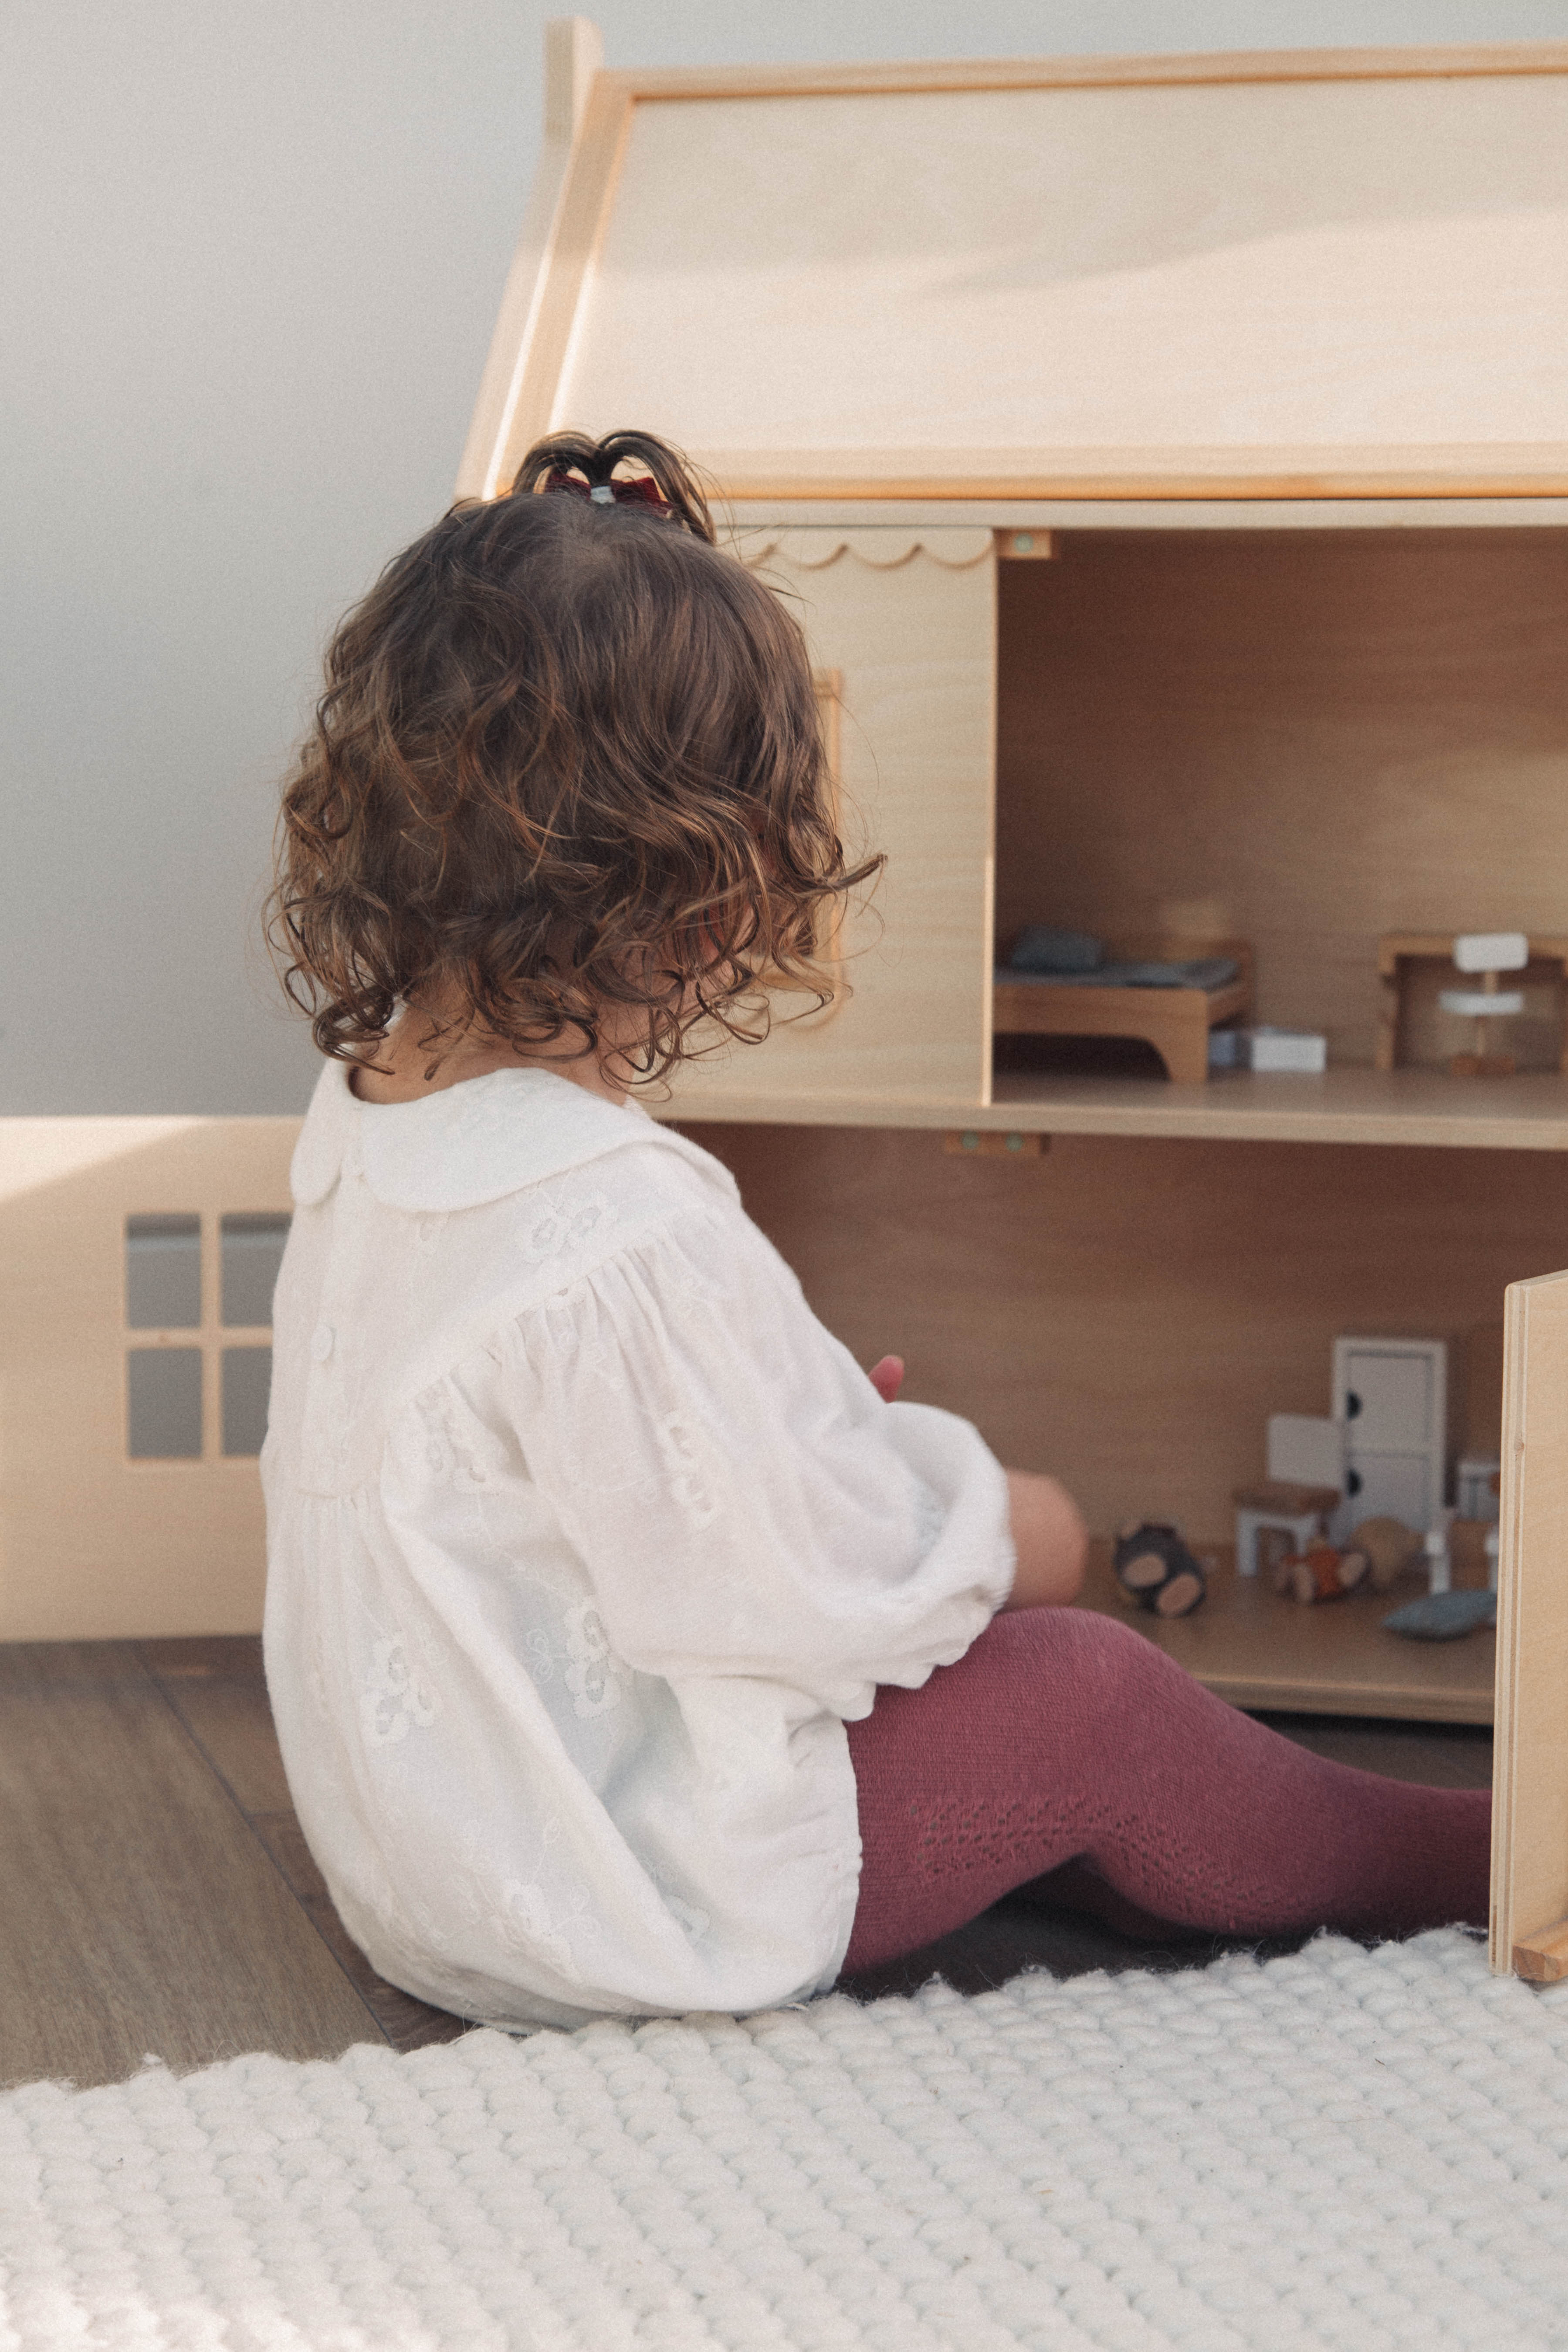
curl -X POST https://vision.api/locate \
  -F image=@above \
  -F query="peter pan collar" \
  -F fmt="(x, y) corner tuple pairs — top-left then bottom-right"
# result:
(289, 1057), (719, 1212)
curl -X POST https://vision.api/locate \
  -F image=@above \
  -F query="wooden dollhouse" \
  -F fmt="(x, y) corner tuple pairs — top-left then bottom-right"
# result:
(457, 23), (1568, 1974)
(3, 27), (1568, 1976)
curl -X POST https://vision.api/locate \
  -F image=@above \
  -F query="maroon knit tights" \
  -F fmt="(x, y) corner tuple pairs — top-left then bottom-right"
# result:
(842, 1607), (1490, 1972)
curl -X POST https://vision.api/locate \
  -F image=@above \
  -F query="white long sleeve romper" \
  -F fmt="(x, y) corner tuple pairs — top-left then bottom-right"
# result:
(261, 1060), (1014, 2030)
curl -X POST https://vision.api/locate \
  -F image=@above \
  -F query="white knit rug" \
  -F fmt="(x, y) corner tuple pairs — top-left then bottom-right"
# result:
(5, 1928), (1568, 2350)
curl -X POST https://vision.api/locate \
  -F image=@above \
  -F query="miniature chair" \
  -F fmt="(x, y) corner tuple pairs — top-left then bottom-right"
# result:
(1439, 932), (1528, 1077)
(1233, 1413), (1346, 1579)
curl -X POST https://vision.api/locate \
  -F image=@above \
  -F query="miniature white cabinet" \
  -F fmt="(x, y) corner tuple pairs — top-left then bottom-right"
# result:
(1333, 1338), (1449, 1532)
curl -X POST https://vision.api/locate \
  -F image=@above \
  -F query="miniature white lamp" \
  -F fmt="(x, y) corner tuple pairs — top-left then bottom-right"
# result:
(1440, 932), (1528, 1076)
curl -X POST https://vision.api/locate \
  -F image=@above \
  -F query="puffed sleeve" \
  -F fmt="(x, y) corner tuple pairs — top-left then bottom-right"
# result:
(496, 1194), (1015, 1718)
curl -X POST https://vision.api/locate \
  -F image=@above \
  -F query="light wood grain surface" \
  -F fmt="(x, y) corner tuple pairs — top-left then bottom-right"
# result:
(0, 1119), (297, 1641)
(528, 57), (1568, 495)
(666, 534), (997, 1113)
(996, 530), (1568, 1072)
(681, 1123), (1564, 1679)
(659, 1066), (1568, 1149)
(0, 1643), (380, 2088)
(596, 43), (1568, 102)
(1491, 1269), (1568, 1971)
(1074, 1545), (1493, 1724)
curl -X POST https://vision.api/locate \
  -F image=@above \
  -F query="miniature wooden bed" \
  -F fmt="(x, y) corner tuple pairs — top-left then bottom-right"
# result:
(5, 25), (1568, 1978)
(992, 939), (1254, 1084)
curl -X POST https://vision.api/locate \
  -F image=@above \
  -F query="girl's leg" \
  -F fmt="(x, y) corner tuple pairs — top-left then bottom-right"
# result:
(843, 1606), (1489, 1973)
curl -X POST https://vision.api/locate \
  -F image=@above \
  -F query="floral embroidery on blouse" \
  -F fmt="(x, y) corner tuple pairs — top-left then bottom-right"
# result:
(525, 1189), (614, 1265)
(656, 1409), (720, 1529)
(361, 1632), (440, 1747)
(448, 1817), (595, 1982)
(562, 1599), (626, 1718)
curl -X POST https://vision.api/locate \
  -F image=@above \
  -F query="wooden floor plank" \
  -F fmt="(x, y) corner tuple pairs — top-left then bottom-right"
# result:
(141, 1634), (468, 2055)
(139, 1635), (293, 1815)
(0, 1643), (387, 2088)
(250, 1809), (469, 2054)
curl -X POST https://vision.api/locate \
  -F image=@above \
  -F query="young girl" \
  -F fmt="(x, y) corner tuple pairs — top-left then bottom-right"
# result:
(263, 430), (1489, 2032)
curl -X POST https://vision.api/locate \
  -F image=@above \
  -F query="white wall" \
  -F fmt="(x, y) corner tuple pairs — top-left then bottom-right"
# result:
(5, 0), (1567, 1114)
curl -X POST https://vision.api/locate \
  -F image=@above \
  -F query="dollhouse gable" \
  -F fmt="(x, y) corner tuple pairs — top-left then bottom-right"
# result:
(461, 29), (1568, 505)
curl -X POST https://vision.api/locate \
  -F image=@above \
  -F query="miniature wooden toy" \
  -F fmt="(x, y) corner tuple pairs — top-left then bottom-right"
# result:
(1378, 933), (1568, 1077)
(1112, 1522), (1206, 1617)
(1349, 1515), (1424, 1593)
(1208, 1027), (1327, 1074)
(992, 933), (1254, 1084)
(1273, 1541), (1370, 1605)
(1233, 1482), (1340, 1579)
(1233, 1412), (1345, 1576)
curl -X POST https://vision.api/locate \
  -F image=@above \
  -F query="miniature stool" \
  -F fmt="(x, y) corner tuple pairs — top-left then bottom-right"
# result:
(1232, 1480), (1342, 1579)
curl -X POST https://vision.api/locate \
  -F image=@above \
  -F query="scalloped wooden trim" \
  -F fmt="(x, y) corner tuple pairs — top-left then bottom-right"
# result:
(733, 529), (996, 571)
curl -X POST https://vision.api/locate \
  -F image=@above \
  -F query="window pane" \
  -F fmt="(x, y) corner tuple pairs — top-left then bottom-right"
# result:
(220, 1212), (291, 1327)
(221, 1346), (273, 1457)
(127, 1348), (203, 1458)
(125, 1214), (201, 1329)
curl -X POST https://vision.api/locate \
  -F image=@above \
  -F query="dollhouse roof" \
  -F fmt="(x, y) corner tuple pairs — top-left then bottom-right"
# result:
(461, 37), (1568, 504)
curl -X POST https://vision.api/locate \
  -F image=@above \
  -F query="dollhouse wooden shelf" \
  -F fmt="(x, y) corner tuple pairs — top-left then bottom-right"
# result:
(1077, 1546), (1495, 1725)
(664, 1067), (1568, 1152)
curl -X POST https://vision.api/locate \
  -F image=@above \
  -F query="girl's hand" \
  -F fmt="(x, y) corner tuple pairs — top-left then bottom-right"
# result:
(869, 1354), (904, 1404)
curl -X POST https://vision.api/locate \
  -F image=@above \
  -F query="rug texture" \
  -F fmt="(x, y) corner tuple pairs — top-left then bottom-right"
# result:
(3, 1928), (1568, 2350)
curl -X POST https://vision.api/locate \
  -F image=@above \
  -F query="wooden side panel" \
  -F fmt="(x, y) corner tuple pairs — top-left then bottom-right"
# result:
(547, 69), (1568, 493)
(455, 18), (620, 500)
(0, 1119), (298, 1641)
(667, 531), (997, 1112)
(1492, 1266), (1568, 1971)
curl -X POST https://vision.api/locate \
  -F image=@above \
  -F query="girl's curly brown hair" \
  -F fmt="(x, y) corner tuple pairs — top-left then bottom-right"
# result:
(267, 429), (881, 1081)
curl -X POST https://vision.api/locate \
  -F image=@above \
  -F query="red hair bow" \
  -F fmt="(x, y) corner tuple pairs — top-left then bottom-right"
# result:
(542, 468), (670, 514)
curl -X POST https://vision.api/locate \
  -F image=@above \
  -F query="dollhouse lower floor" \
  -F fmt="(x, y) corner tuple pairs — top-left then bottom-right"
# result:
(0, 1633), (1491, 2094)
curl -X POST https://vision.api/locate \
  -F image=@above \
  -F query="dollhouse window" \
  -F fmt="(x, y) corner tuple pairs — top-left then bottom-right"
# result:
(125, 1213), (200, 1329)
(124, 1210), (289, 1461)
(219, 1213), (288, 1455)
(127, 1345), (203, 1460)
(220, 1212), (289, 1327)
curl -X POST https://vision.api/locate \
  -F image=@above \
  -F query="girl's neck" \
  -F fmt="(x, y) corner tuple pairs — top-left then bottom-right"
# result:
(349, 996), (630, 1107)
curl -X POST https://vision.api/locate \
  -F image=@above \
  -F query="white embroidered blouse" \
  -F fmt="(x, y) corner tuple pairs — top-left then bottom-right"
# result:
(262, 1061), (1014, 2030)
